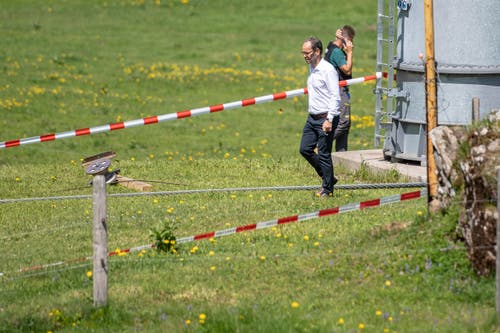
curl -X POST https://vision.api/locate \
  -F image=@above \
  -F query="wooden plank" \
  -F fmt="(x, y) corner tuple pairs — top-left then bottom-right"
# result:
(116, 175), (153, 192)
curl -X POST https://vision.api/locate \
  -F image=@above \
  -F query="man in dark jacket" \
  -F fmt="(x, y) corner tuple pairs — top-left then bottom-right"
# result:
(324, 25), (356, 152)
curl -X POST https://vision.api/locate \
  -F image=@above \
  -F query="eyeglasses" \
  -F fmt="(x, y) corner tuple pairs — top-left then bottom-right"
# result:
(301, 50), (314, 57)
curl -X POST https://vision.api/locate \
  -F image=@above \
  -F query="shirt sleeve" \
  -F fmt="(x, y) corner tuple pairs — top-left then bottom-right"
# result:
(325, 67), (341, 120)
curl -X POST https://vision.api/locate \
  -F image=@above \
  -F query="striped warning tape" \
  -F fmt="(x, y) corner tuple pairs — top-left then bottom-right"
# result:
(0, 73), (382, 149)
(173, 188), (425, 244)
(14, 188), (425, 275)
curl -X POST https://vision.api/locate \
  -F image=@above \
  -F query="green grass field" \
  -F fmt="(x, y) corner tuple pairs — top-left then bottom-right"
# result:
(0, 0), (497, 332)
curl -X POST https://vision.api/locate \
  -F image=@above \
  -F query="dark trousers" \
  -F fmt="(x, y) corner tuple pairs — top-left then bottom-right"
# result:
(333, 89), (351, 152)
(299, 114), (339, 193)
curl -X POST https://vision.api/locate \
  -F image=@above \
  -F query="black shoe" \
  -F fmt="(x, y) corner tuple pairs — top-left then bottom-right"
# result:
(315, 189), (332, 198)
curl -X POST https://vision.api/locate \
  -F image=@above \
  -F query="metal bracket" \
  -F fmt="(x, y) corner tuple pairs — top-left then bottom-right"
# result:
(387, 88), (410, 100)
(82, 151), (116, 176)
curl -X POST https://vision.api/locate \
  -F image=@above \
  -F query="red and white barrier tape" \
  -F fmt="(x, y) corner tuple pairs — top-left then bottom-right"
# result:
(1, 72), (382, 149)
(16, 188), (425, 274)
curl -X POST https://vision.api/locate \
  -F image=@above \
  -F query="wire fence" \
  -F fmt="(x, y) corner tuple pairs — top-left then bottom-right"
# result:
(0, 185), (431, 279)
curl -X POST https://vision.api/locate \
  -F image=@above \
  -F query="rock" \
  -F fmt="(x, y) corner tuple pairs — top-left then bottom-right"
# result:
(430, 126), (460, 209)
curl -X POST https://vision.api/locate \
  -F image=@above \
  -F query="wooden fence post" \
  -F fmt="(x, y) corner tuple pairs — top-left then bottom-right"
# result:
(92, 173), (108, 307)
(472, 97), (480, 124)
(81, 151), (116, 308)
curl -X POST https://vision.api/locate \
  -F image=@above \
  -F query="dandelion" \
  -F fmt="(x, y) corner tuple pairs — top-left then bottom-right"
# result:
(313, 241), (320, 247)
(153, 198), (159, 204)
(185, 319), (191, 325)
(199, 313), (206, 324)
(417, 210), (423, 216)
(259, 255), (266, 261)
(303, 235), (310, 241)
(210, 266), (216, 271)
(376, 310), (383, 316)
(181, 0), (189, 4)
(337, 317), (344, 325)
(385, 280), (391, 287)
(209, 251), (215, 256)
(291, 301), (300, 308)
(225, 257), (231, 261)
(86, 271), (92, 278)
(358, 322), (365, 330)
(209, 237), (216, 244)
(167, 207), (174, 214)
(15, 176), (20, 182)
(384, 329), (389, 333)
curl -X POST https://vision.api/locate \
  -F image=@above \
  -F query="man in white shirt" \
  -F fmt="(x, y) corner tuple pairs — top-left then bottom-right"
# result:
(299, 36), (341, 197)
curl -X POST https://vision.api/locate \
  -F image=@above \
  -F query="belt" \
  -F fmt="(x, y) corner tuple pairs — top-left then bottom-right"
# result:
(310, 113), (327, 120)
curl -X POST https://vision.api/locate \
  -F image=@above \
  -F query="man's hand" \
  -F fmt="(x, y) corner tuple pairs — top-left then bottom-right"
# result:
(335, 29), (343, 40)
(344, 39), (354, 53)
(322, 119), (333, 133)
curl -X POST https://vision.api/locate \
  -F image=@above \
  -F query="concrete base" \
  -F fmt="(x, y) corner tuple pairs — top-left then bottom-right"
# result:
(333, 149), (427, 182)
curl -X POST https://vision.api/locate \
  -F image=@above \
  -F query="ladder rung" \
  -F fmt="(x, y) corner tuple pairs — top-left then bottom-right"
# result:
(378, 38), (393, 43)
(378, 14), (393, 19)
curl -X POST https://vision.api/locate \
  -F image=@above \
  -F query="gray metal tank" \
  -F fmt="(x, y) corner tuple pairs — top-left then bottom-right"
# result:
(384, 0), (500, 164)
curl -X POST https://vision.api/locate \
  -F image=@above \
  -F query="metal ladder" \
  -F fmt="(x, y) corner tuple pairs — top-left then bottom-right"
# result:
(374, 0), (397, 147)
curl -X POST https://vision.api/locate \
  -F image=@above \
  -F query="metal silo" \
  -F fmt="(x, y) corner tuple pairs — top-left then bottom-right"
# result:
(382, 0), (500, 164)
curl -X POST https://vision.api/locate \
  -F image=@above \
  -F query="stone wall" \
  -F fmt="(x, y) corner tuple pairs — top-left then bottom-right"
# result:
(431, 110), (499, 276)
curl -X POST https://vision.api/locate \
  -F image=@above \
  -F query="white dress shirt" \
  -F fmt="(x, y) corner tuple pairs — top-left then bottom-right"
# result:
(307, 58), (341, 122)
